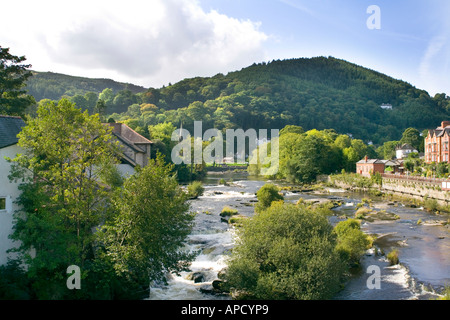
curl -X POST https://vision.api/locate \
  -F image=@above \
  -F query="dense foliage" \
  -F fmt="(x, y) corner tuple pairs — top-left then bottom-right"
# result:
(255, 183), (284, 212)
(224, 201), (345, 300)
(26, 71), (146, 102)
(7, 100), (194, 299)
(0, 46), (35, 115)
(249, 126), (377, 183)
(24, 56), (450, 145)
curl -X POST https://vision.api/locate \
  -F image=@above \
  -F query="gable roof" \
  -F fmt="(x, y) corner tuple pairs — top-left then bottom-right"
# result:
(105, 123), (152, 149)
(396, 143), (417, 151)
(0, 116), (26, 149)
(356, 158), (384, 164)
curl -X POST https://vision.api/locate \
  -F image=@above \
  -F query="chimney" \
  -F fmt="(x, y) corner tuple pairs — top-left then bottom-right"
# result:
(365, 156), (368, 162)
(441, 121), (450, 128)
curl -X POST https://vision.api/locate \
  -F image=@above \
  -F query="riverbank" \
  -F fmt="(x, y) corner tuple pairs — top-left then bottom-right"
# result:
(149, 172), (449, 300)
(329, 173), (450, 214)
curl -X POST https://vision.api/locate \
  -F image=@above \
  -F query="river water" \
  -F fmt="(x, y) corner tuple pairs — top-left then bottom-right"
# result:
(149, 172), (449, 300)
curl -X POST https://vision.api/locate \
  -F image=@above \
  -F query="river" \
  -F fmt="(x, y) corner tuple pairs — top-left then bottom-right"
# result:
(149, 172), (449, 300)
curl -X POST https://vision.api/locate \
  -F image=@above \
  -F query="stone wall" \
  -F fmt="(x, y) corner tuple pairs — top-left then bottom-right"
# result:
(329, 174), (450, 206)
(381, 176), (450, 205)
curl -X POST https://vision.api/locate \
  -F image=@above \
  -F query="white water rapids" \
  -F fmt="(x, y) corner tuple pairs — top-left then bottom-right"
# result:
(148, 173), (449, 300)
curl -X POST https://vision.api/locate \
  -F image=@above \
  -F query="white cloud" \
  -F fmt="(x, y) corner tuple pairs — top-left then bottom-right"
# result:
(0, 0), (268, 88)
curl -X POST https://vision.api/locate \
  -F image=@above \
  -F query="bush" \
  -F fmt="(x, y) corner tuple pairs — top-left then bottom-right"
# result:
(255, 183), (284, 212)
(424, 199), (438, 212)
(0, 260), (32, 300)
(355, 207), (372, 219)
(387, 249), (399, 265)
(334, 219), (371, 266)
(187, 181), (204, 199)
(225, 202), (345, 300)
(220, 206), (238, 217)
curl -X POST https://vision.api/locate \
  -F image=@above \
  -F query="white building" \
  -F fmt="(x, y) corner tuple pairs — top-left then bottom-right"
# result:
(0, 119), (152, 266)
(395, 143), (418, 160)
(0, 116), (26, 265)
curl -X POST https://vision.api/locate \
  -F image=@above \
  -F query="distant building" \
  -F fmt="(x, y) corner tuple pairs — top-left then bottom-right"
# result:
(356, 157), (385, 177)
(356, 157), (404, 177)
(395, 143), (418, 160)
(425, 121), (450, 164)
(380, 104), (393, 110)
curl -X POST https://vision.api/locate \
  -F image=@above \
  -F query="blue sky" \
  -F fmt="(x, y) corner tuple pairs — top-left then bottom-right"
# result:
(199, 0), (450, 96)
(1, 0), (449, 96)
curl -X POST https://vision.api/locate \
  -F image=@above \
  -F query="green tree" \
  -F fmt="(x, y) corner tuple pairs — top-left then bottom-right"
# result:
(225, 202), (345, 300)
(400, 127), (422, 152)
(380, 140), (399, 160)
(279, 125), (304, 136)
(99, 88), (115, 110)
(98, 156), (196, 286)
(84, 91), (98, 113)
(0, 46), (35, 115)
(9, 98), (121, 299)
(255, 183), (284, 212)
(334, 219), (370, 266)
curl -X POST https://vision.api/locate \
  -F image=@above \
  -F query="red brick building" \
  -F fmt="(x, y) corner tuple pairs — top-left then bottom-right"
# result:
(356, 157), (385, 177)
(425, 121), (450, 164)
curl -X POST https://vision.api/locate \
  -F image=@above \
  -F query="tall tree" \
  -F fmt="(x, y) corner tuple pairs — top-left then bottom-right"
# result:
(0, 46), (35, 115)
(97, 156), (196, 286)
(400, 127), (422, 152)
(9, 99), (121, 298)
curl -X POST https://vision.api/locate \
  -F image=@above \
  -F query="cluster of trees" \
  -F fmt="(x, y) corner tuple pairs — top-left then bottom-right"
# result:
(247, 124), (433, 184)
(223, 184), (370, 300)
(26, 71), (146, 102)
(249, 125), (377, 184)
(21, 55), (449, 147)
(2, 99), (195, 299)
(375, 127), (424, 160)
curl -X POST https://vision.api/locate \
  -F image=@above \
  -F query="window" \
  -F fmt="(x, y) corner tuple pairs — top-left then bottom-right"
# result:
(0, 197), (5, 210)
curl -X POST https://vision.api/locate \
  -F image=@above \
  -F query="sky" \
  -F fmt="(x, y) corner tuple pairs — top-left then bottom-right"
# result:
(1, 0), (449, 96)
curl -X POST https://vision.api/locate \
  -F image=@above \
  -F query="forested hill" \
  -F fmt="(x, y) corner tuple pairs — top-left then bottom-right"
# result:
(25, 57), (450, 144)
(26, 71), (147, 101)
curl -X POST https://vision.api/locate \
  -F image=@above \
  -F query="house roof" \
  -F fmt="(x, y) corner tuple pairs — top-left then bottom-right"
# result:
(356, 158), (385, 164)
(428, 127), (450, 138)
(106, 123), (152, 145)
(104, 122), (153, 167)
(396, 143), (415, 151)
(0, 116), (25, 149)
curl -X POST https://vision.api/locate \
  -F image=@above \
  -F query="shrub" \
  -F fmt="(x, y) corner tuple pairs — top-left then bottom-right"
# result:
(224, 202), (345, 300)
(334, 219), (370, 265)
(228, 215), (247, 227)
(187, 181), (204, 199)
(387, 249), (399, 265)
(0, 260), (32, 300)
(424, 199), (438, 212)
(220, 206), (238, 217)
(355, 207), (372, 219)
(255, 183), (284, 212)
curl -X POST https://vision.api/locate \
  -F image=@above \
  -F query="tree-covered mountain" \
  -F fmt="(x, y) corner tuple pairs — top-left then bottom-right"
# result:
(26, 71), (147, 101)
(25, 57), (450, 145)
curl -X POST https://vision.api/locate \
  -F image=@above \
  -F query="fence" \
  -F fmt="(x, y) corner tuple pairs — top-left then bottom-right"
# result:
(381, 173), (450, 191)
